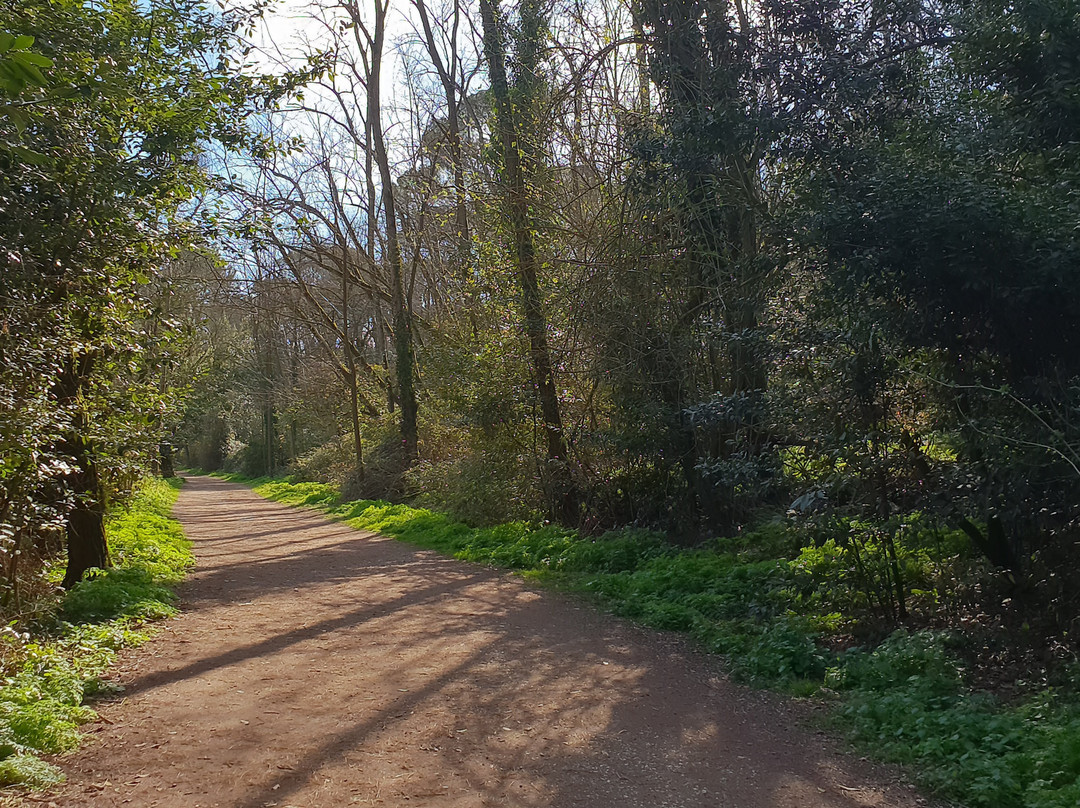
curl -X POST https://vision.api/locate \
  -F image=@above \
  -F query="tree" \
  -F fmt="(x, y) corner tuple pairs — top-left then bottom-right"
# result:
(479, 0), (579, 519)
(411, 0), (477, 293)
(0, 0), (270, 587)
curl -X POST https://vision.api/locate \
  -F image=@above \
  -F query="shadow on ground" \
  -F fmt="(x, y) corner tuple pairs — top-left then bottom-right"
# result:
(56, 475), (925, 808)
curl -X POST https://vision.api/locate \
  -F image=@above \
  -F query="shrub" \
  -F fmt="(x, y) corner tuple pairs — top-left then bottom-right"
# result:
(289, 436), (357, 487)
(406, 450), (541, 526)
(790, 514), (969, 627)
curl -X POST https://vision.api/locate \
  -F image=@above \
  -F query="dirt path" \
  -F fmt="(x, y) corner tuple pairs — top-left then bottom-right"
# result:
(50, 475), (929, 808)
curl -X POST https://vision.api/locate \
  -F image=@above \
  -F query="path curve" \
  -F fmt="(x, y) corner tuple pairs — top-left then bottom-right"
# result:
(53, 475), (929, 808)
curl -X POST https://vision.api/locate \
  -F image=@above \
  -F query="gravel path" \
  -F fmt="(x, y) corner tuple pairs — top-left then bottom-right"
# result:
(50, 475), (930, 808)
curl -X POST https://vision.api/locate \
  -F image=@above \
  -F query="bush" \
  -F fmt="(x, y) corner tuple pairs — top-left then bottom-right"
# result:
(289, 436), (357, 487)
(739, 619), (829, 686)
(406, 450), (540, 526)
(790, 514), (969, 628)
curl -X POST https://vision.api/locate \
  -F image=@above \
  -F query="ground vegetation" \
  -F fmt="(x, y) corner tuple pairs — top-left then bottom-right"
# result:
(0, 478), (191, 789)
(2, 1), (1079, 805)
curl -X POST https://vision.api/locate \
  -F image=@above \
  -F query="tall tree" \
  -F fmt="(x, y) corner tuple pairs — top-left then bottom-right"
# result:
(341, 0), (421, 464)
(0, 0), (268, 587)
(479, 0), (578, 518)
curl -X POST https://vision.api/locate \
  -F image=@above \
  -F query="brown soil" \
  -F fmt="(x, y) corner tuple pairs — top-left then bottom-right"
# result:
(43, 475), (933, 808)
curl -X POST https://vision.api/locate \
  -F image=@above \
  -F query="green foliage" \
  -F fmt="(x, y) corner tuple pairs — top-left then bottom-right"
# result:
(247, 477), (341, 508)
(104, 477), (191, 584)
(0, 753), (64, 788)
(738, 619), (830, 688)
(0, 32), (48, 88)
(407, 450), (541, 526)
(828, 631), (963, 695)
(790, 514), (970, 625)
(61, 569), (177, 623)
(289, 436), (357, 488)
(0, 0), (282, 589)
(831, 632), (1080, 808)
(0, 646), (95, 757)
(0, 478), (191, 788)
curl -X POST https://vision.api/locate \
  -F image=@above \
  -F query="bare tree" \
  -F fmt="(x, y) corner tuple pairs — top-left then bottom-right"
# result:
(337, 0), (420, 463)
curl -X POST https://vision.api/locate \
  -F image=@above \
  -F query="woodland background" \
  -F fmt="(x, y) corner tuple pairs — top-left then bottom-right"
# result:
(2, 0), (1080, 801)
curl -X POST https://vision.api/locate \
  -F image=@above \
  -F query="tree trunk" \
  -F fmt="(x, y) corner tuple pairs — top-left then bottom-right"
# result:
(365, 0), (419, 464)
(479, 0), (574, 498)
(414, 0), (472, 289)
(253, 280), (277, 476)
(159, 442), (175, 478)
(60, 438), (110, 589)
(62, 502), (109, 589)
(639, 1), (768, 399)
(55, 352), (111, 588)
(61, 430), (110, 589)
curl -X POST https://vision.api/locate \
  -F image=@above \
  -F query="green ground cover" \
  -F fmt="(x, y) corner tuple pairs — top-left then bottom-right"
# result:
(228, 472), (1080, 808)
(0, 477), (192, 788)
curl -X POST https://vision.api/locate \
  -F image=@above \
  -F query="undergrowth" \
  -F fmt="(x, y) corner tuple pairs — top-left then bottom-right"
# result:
(228, 471), (1080, 808)
(0, 477), (191, 789)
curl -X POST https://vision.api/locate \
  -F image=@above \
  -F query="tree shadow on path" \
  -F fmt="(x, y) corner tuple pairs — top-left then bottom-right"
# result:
(57, 475), (930, 808)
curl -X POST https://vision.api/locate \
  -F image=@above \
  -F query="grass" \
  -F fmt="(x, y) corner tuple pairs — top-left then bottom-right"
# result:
(223, 471), (1080, 808)
(0, 477), (192, 788)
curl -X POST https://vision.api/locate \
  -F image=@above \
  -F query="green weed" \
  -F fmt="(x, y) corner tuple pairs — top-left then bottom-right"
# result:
(0, 754), (65, 788)
(105, 478), (192, 584)
(0, 477), (192, 789)
(62, 568), (178, 623)
(831, 632), (1080, 808)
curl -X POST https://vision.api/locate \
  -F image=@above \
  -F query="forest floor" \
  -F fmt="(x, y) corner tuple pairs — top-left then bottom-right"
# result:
(39, 475), (936, 808)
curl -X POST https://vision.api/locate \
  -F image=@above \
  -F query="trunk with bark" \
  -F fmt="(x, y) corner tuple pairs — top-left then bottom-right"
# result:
(479, 0), (576, 521)
(62, 501), (109, 590)
(159, 442), (175, 478)
(366, 0), (419, 464)
(56, 355), (111, 589)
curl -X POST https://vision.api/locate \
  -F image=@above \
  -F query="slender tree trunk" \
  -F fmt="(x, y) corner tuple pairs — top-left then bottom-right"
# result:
(413, 0), (471, 288)
(253, 283), (277, 475)
(635, 30), (650, 113)
(343, 258), (364, 473)
(722, 158), (767, 396)
(449, 102), (471, 283)
(288, 325), (300, 464)
(366, 0), (418, 463)
(479, 0), (571, 480)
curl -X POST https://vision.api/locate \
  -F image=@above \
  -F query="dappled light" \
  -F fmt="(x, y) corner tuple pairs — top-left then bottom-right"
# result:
(58, 477), (920, 807)
(3, 0), (1079, 804)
